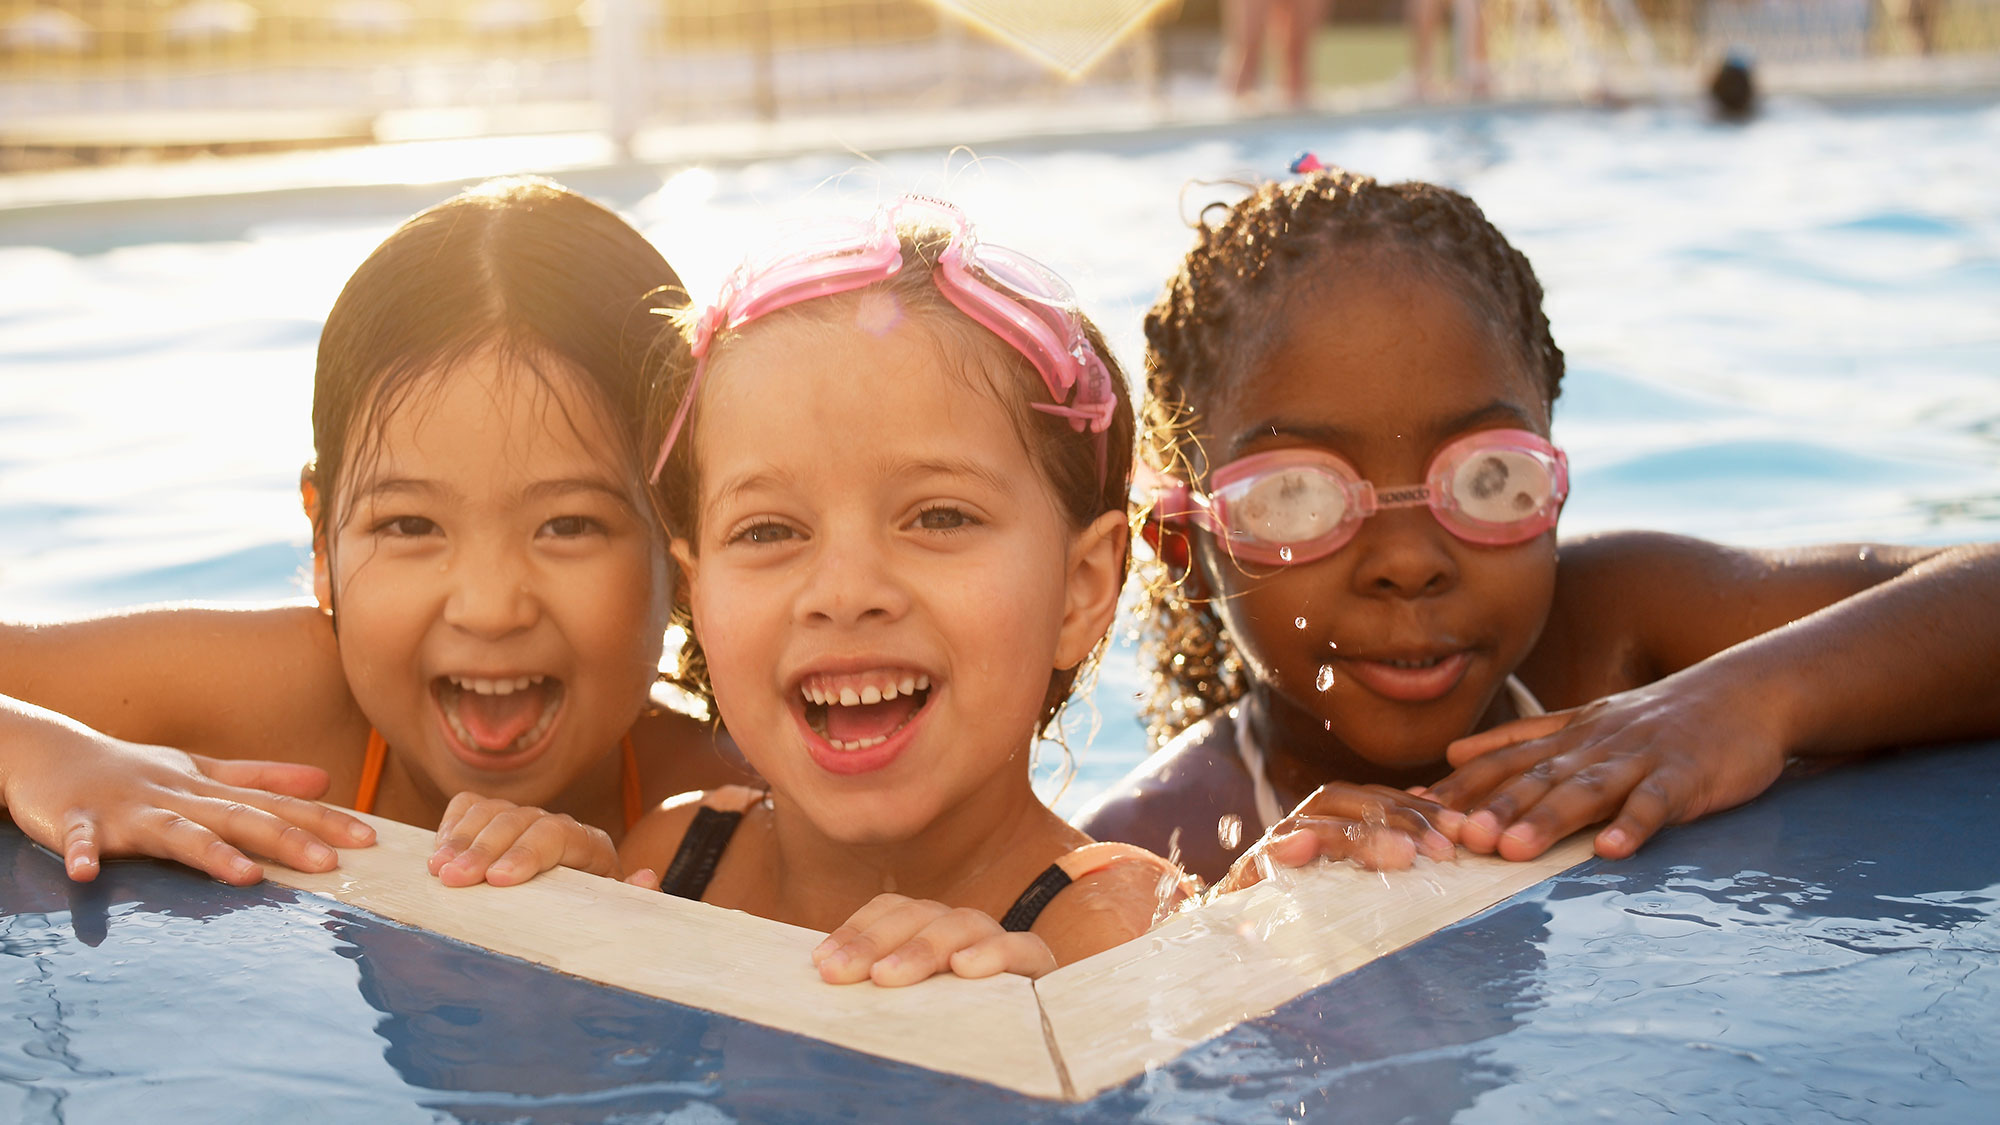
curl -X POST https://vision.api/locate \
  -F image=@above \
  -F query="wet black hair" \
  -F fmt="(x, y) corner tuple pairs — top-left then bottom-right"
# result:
(307, 176), (688, 545)
(1136, 165), (1565, 746)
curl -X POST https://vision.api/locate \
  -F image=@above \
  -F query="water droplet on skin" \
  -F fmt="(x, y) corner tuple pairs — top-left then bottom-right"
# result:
(1294, 616), (1307, 629)
(1217, 814), (1243, 851)
(1324, 720), (1332, 730)
(1316, 664), (1335, 691)
(1278, 546), (1294, 562)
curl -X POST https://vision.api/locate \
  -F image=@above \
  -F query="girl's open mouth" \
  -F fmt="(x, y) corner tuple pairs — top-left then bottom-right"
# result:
(433, 674), (566, 767)
(796, 669), (934, 774)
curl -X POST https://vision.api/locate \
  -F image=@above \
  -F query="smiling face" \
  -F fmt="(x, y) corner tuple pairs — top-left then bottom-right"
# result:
(1189, 257), (1559, 778)
(675, 305), (1111, 847)
(325, 349), (670, 809)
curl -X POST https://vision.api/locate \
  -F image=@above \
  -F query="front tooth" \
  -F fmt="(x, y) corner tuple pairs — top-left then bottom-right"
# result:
(881, 684), (898, 701)
(899, 676), (915, 695)
(861, 685), (882, 705)
(839, 687), (860, 706)
(474, 679), (496, 695)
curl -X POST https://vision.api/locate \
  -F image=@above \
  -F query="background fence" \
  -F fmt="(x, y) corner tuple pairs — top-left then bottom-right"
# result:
(3, 1), (1998, 168)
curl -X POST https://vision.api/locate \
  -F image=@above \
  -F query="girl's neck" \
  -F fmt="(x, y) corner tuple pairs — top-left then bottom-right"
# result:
(1245, 688), (1456, 799)
(760, 765), (1074, 930)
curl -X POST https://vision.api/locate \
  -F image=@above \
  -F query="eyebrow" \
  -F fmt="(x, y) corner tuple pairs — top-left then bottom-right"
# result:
(1229, 401), (1540, 459)
(350, 475), (634, 507)
(702, 456), (1014, 517)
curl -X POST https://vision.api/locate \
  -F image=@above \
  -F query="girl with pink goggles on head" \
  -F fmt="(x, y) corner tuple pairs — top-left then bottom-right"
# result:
(651, 196), (1120, 484)
(1148, 429), (1569, 568)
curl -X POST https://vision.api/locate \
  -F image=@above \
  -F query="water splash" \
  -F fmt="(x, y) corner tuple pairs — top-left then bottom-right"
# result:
(1217, 814), (1243, 851)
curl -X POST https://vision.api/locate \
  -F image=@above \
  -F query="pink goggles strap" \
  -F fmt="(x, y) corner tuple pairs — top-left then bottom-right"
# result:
(649, 198), (1114, 485)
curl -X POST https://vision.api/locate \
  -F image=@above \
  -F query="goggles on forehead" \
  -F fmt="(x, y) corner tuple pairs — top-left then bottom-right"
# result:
(649, 196), (1117, 484)
(1149, 429), (1569, 567)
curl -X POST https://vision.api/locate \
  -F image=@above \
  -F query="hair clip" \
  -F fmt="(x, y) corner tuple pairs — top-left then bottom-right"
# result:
(1289, 152), (1325, 175)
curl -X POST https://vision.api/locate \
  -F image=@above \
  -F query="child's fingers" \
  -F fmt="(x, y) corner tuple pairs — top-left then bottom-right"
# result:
(429, 796), (512, 877)
(193, 754), (334, 801)
(815, 896), (949, 984)
(812, 892), (916, 965)
(181, 792), (343, 874)
(947, 932), (1058, 982)
(130, 807), (263, 885)
(220, 787), (375, 850)
(1489, 754), (1657, 861)
(868, 908), (1011, 987)
(624, 867), (659, 889)
(1426, 739), (1561, 812)
(62, 813), (100, 882)
(485, 815), (616, 887)
(1594, 773), (1679, 860)
(1445, 712), (1576, 767)
(435, 804), (546, 887)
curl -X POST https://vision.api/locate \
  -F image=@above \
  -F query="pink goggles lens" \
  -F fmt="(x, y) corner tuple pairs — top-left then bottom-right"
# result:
(1152, 429), (1569, 567)
(650, 197), (1115, 484)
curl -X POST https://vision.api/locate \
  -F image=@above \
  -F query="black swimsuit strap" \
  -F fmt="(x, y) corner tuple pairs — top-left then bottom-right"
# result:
(658, 806), (744, 902)
(999, 863), (1072, 933)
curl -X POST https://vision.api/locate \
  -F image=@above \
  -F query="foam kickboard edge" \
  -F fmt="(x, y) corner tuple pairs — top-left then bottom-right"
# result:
(265, 810), (1065, 1099)
(1031, 834), (1599, 1099)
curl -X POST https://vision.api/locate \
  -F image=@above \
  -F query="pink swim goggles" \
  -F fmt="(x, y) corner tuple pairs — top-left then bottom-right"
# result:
(1150, 429), (1569, 567)
(649, 196), (1117, 483)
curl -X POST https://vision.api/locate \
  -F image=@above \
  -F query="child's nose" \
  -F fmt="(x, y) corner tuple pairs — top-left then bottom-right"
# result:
(443, 545), (541, 638)
(1348, 509), (1459, 599)
(796, 532), (911, 627)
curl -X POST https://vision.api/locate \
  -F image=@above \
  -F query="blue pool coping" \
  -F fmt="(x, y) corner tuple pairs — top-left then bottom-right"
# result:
(6, 737), (1999, 1122)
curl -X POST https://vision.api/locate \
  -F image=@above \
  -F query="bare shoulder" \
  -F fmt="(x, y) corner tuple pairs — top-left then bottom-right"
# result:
(1534, 531), (1939, 702)
(1072, 712), (1253, 881)
(619, 785), (763, 877)
(0, 601), (361, 758)
(1035, 845), (1184, 967)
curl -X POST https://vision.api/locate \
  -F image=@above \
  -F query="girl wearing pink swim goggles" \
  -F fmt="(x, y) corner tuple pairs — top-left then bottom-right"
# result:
(603, 197), (1183, 986)
(1077, 163), (2000, 890)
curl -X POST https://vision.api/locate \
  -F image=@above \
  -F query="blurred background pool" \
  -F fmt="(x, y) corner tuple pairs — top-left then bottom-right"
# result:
(3, 93), (1996, 812)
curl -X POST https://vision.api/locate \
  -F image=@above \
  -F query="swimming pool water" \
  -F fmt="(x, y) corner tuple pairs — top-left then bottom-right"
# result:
(2, 95), (1998, 809)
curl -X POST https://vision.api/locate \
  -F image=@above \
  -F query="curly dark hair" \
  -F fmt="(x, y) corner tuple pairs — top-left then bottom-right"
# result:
(1136, 165), (1565, 747)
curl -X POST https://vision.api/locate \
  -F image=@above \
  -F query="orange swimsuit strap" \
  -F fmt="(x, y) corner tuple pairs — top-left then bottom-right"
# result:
(355, 730), (643, 832)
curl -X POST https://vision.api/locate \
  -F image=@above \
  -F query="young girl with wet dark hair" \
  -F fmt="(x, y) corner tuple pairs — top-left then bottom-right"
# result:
(1075, 163), (2000, 886)
(0, 177), (744, 887)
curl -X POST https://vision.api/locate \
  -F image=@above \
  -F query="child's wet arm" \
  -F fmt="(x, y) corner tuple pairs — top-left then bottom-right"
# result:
(1701, 541), (2000, 756)
(0, 605), (353, 757)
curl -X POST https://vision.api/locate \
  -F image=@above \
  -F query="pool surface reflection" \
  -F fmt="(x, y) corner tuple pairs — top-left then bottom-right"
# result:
(5, 739), (1997, 1122)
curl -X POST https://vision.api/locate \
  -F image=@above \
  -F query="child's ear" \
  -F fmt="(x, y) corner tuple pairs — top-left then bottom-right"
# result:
(1055, 510), (1131, 670)
(299, 466), (332, 614)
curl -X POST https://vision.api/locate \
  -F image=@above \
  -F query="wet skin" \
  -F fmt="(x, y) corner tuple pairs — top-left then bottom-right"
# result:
(326, 352), (674, 825)
(652, 309), (1114, 932)
(1082, 257), (2000, 883)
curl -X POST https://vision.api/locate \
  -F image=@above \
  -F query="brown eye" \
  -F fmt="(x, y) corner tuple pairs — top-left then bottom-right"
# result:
(914, 506), (975, 532)
(377, 516), (437, 537)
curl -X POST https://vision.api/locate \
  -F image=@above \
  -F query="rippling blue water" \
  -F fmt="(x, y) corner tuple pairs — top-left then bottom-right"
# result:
(2, 96), (1997, 808)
